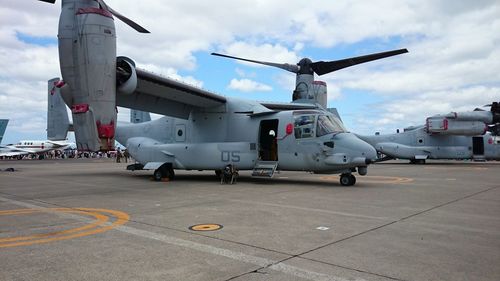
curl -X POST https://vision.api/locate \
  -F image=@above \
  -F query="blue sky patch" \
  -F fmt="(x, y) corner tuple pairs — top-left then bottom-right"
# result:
(16, 32), (57, 46)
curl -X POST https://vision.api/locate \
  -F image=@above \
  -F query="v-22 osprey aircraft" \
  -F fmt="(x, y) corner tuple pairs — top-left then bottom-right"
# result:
(39, 0), (408, 186)
(358, 103), (500, 163)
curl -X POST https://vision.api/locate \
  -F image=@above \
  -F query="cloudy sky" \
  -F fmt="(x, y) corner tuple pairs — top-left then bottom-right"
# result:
(1, 0), (499, 144)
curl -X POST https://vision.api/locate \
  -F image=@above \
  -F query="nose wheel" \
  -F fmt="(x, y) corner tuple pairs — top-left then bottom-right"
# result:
(340, 173), (356, 186)
(153, 165), (175, 181)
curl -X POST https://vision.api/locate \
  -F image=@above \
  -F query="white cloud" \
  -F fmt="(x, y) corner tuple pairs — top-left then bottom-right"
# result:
(220, 42), (300, 67)
(352, 86), (500, 135)
(228, 79), (272, 92)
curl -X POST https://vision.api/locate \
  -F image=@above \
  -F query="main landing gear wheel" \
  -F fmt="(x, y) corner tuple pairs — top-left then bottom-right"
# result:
(153, 166), (175, 181)
(340, 174), (356, 186)
(215, 169), (222, 178)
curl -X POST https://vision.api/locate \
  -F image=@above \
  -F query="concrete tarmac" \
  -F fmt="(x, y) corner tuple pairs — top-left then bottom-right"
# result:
(0, 159), (499, 281)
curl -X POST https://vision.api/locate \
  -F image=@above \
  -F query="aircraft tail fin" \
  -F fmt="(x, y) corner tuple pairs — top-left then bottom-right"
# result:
(130, 110), (151, 123)
(327, 108), (343, 123)
(47, 78), (72, 140)
(0, 119), (8, 144)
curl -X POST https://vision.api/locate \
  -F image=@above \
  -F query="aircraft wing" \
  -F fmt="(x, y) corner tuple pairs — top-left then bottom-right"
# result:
(260, 102), (318, 111)
(0, 147), (30, 157)
(116, 68), (227, 119)
(46, 140), (71, 148)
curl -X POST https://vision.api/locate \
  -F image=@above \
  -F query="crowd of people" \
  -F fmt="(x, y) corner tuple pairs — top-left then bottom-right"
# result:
(0, 148), (131, 162)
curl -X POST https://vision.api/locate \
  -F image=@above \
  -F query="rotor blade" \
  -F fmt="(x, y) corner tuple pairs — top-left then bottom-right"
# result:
(211, 53), (299, 73)
(97, 0), (150, 33)
(311, 49), (408, 76)
(38, 0), (56, 3)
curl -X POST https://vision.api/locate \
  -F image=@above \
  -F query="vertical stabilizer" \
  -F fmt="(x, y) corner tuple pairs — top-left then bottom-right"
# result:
(130, 110), (151, 123)
(327, 108), (343, 123)
(47, 78), (71, 140)
(0, 119), (8, 144)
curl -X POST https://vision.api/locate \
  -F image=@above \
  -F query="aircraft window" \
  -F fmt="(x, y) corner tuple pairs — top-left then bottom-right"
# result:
(316, 115), (345, 137)
(294, 115), (316, 139)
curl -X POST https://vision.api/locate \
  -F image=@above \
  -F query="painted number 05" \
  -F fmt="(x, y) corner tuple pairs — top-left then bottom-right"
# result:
(221, 151), (240, 162)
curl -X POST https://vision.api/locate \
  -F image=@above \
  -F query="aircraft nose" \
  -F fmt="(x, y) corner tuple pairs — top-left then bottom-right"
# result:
(335, 133), (378, 164)
(361, 141), (378, 164)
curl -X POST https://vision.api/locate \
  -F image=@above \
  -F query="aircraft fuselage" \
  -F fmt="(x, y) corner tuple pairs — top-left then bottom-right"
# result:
(116, 106), (377, 174)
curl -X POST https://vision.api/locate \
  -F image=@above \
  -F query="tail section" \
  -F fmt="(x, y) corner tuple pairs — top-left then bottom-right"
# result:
(47, 78), (72, 141)
(0, 119), (8, 144)
(130, 110), (151, 123)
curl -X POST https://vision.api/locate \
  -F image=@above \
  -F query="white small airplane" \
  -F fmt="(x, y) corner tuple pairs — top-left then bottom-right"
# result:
(0, 140), (74, 157)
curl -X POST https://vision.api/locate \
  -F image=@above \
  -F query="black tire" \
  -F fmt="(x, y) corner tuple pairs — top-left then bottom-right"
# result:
(165, 168), (175, 180)
(349, 174), (356, 185)
(215, 170), (222, 178)
(153, 168), (164, 181)
(340, 174), (351, 186)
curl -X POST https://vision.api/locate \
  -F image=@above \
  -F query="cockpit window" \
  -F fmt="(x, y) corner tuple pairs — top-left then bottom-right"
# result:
(316, 115), (346, 137)
(294, 115), (316, 139)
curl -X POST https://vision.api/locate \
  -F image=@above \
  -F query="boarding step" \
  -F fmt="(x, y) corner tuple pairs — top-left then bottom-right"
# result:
(252, 161), (278, 178)
(472, 155), (486, 162)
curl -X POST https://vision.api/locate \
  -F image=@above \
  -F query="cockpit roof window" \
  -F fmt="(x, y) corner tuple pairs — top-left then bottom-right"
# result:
(317, 115), (346, 137)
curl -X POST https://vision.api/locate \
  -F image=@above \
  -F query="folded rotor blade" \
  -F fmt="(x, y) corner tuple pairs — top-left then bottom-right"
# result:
(311, 48), (408, 76)
(97, 0), (150, 33)
(211, 53), (299, 73)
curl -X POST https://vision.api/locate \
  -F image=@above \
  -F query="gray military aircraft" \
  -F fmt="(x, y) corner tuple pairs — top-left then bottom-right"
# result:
(38, 0), (408, 185)
(358, 103), (500, 163)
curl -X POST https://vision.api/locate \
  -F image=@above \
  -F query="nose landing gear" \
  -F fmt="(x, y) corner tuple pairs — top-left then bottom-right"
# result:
(153, 164), (175, 181)
(340, 173), (356, 186)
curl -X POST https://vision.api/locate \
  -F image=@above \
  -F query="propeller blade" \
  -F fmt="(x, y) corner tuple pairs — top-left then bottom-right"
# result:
(96, 0), (150, 33)
(311, 48), (408, 76)
(38, 0), (56, 3)
(211, 53), (299, 73)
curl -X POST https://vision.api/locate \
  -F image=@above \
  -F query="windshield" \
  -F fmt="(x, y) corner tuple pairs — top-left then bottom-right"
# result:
(294, 115), (316, 139)
(316, 115), (346, 137)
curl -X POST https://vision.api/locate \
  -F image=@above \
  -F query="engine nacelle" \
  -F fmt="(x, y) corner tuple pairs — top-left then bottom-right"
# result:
(116, 56), (137, 95)
(57, 1), (117, 151)
(426, 117), (487, 135)
(437, 111), (493, 123)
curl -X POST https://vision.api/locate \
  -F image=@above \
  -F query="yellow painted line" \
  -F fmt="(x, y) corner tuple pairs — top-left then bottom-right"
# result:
(320, 175), (414, 184)
(0, 209), (109, 243)
(0, 208), (129, 248)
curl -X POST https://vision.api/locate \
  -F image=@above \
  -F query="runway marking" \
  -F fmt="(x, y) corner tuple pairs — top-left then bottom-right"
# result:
(0, 208), (129, 248)
(189, 223), (223, 231)
(424, 166), (488, 171)
(228, 199), (390, 221)
(320, 175), (414, 184)
(0, 196), (367, 281)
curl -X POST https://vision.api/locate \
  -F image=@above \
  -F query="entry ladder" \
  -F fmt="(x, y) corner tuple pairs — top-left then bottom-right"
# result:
(252, 161), (279, 178)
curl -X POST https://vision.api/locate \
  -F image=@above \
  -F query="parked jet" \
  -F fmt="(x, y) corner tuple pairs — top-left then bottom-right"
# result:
(0, 140), (73, 158)
(38, 0), (408, 185)
(358, 103), (500, 163)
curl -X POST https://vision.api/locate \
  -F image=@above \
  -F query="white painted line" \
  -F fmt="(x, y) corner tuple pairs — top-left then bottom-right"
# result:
(316, 226), (330, 231)
(0, 195), (365, 281)
(229, 199), (390, 221)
